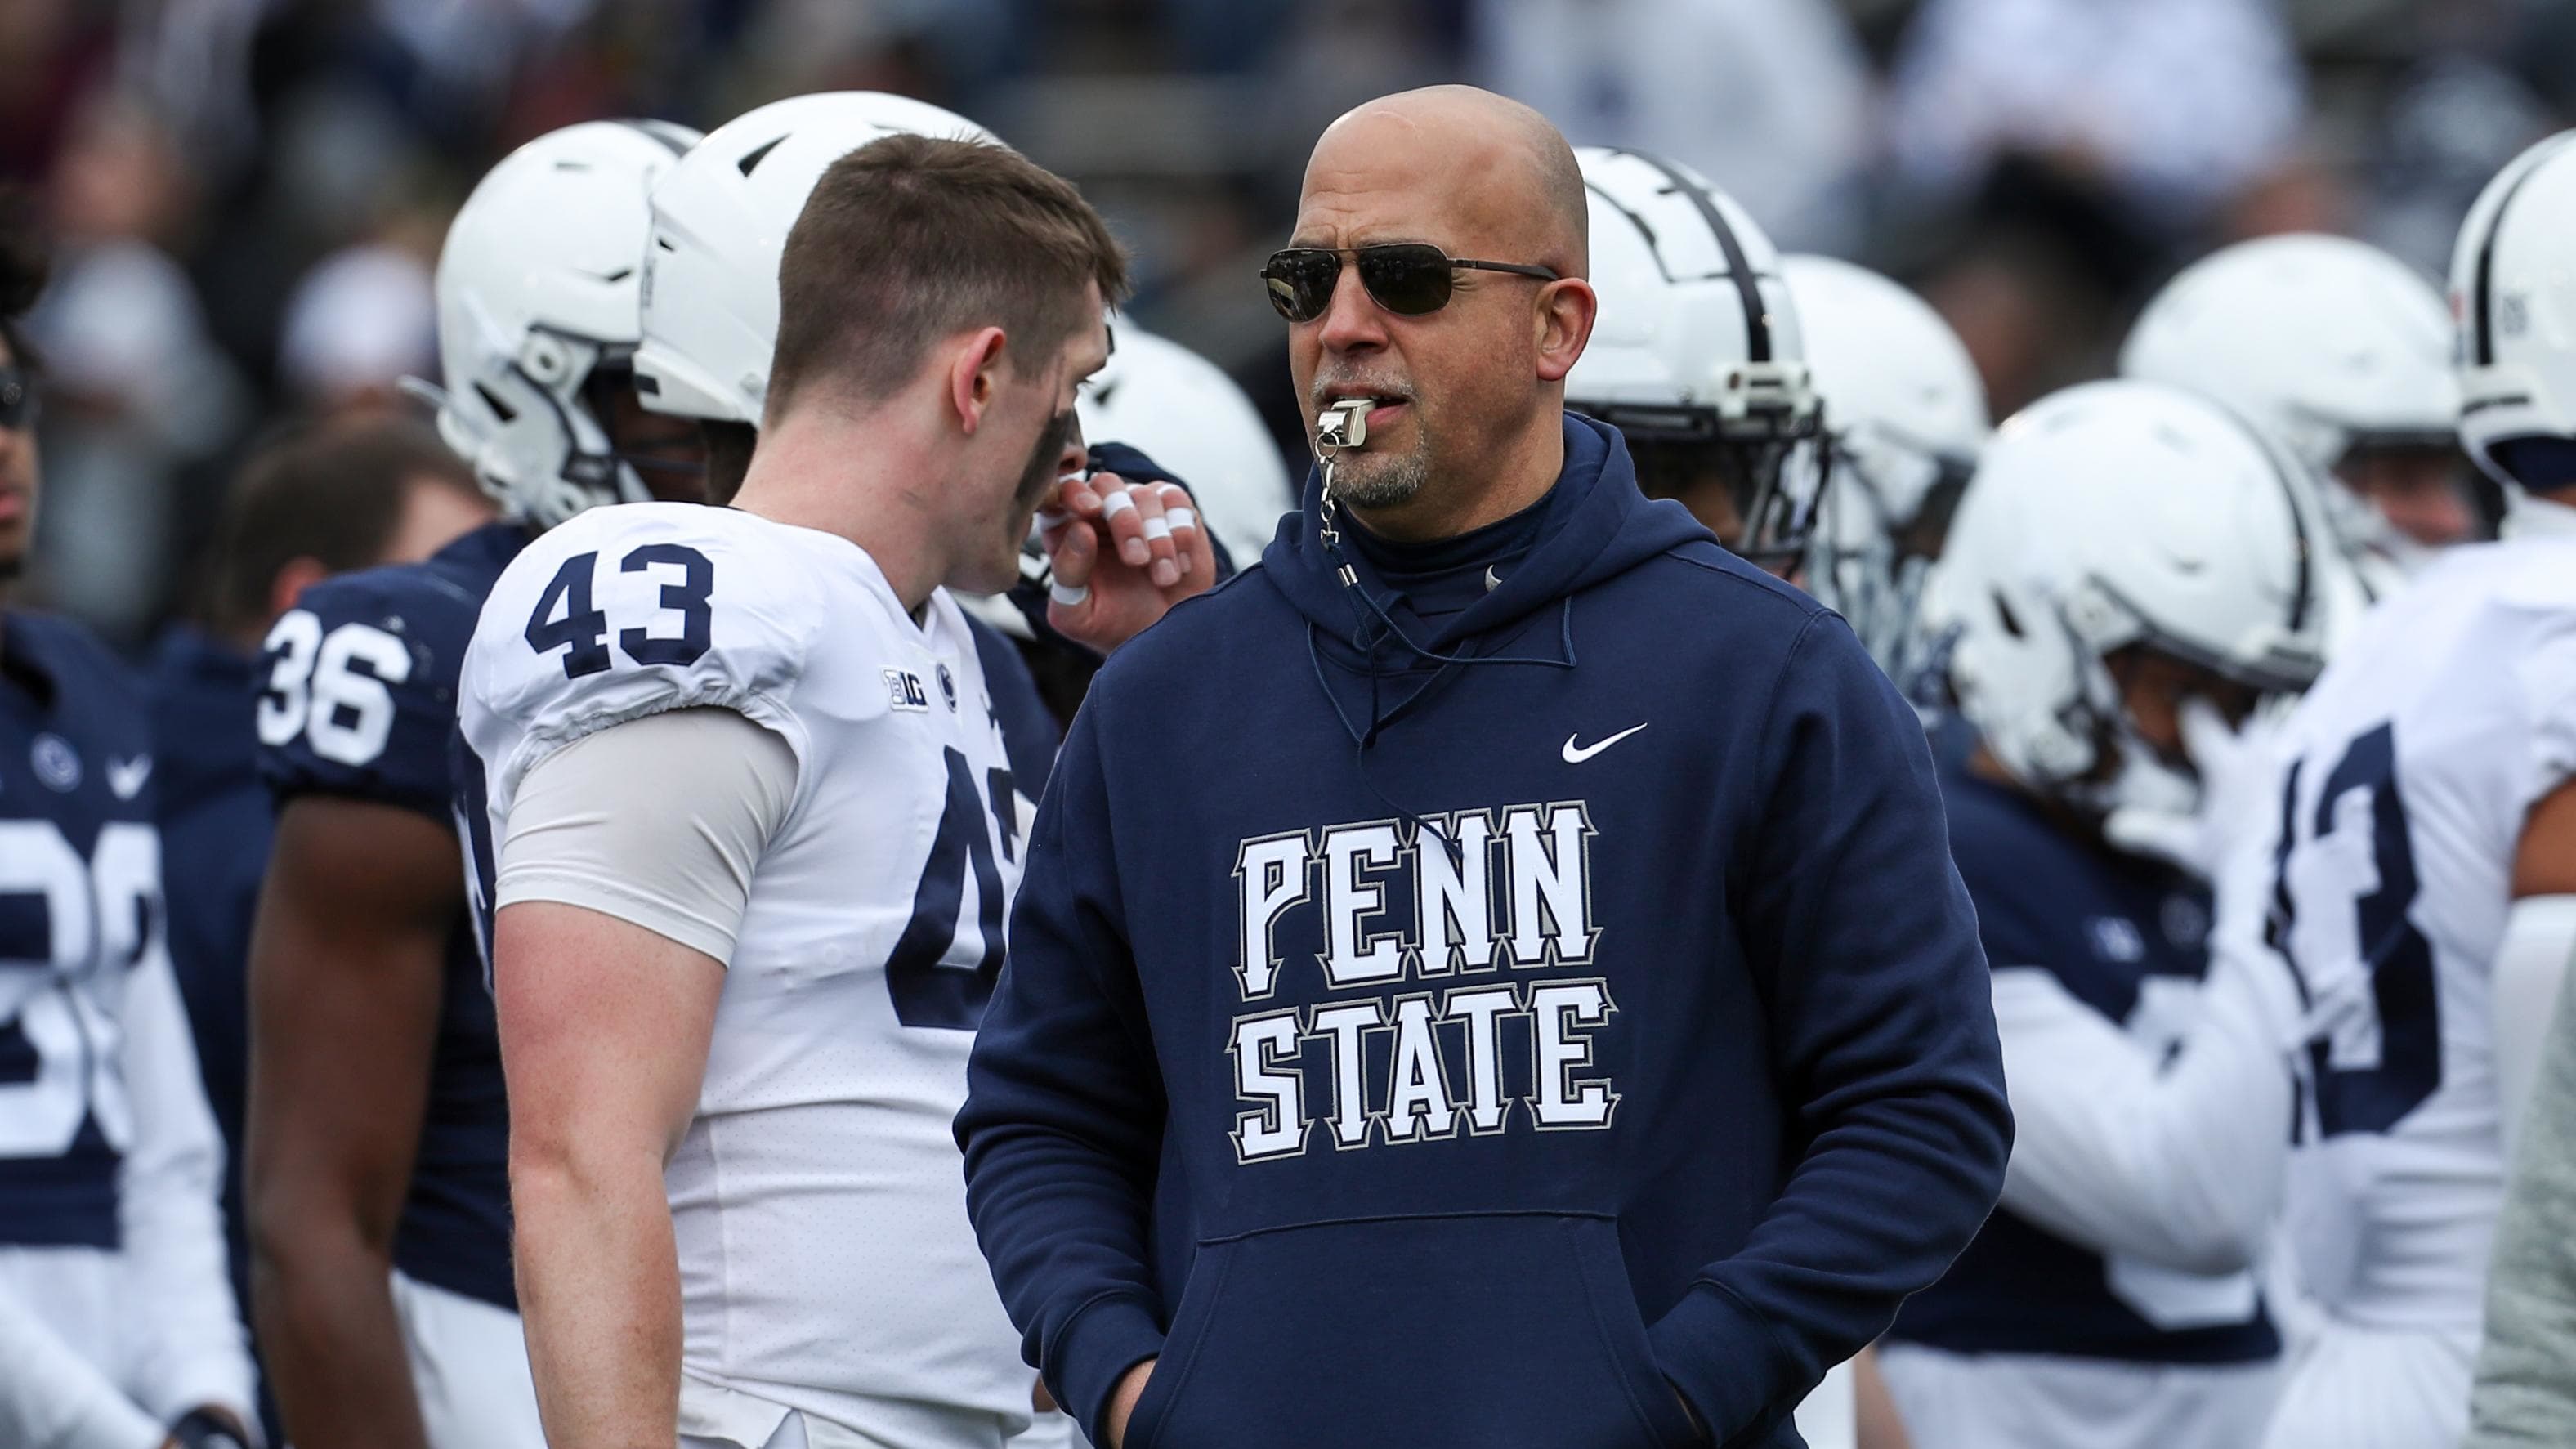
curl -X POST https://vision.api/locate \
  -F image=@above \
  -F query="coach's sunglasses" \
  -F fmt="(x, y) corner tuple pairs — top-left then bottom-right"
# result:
(1262, 244), (1559, 323)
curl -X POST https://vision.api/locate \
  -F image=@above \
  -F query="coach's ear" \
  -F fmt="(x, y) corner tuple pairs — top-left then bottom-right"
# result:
(948, 326), (1011, 437)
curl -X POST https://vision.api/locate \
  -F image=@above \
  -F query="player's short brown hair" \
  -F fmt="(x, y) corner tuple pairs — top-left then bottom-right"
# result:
(767, 133), (1128, 417)
(210, 415), (480, 633)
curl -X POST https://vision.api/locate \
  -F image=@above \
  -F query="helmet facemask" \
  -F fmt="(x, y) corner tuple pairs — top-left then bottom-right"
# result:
(1604, 376), (1828, 573)
(1809, 430), (1972, 691)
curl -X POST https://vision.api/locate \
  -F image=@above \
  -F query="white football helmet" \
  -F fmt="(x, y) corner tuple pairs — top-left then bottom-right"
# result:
(1785, 254), (1988, 686)
(1564, 147), (1824, 564)
(2121, 234), (2465, 588)
(635, 92), (1000, 424)
(1924, 381), (2327, 820)
(2452, 130), (2576, 537)
(423, 119), (700, 530)
(1079, 320), (1293, 568)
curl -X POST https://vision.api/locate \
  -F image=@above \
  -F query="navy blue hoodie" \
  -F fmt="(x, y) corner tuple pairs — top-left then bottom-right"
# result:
(957, 415), (2010, 1448)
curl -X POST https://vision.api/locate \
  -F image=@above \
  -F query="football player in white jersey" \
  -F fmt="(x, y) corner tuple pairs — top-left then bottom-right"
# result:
(246, 118), (700, 1449)
(2252, 132), (2576, 1449)
(463, 130), (1173, 1449)
(1876, 380), (2327, 1449)
(2122, 235), (2475, 615)
(1784, 253), (1989, 697)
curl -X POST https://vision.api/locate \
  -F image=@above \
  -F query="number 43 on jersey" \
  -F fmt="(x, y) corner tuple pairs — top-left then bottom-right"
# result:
(517, 539), (1018, 1031)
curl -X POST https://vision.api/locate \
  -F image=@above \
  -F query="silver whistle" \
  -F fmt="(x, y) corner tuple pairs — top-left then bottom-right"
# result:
(1313, 400), (1371, 583)
(1317, 398), (1371, 454)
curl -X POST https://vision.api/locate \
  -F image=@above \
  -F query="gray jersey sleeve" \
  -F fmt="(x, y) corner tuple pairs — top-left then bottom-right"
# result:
(2469, 898), (2576, 1447)
(494, 706), (800, 964)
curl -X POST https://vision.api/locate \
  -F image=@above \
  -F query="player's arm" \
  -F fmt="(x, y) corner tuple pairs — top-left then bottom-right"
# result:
(1663, 614), (2013, 1445)
(956, 709), (1172, 1449)
(499, 906), (716, 1448)
(490, 709), (793, 1449)
(2466, 777), (2576, 1447)
(1986, 936), (2294, 1274)
(116, 913), (259, 1439)
(244, 798), (453, 1449)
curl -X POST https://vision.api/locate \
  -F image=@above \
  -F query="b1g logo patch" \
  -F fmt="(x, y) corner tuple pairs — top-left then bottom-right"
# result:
(883, 669), (932, 713)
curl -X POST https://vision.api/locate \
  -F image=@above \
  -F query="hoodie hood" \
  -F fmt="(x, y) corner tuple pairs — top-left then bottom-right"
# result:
(1264, 412), (1710, 657)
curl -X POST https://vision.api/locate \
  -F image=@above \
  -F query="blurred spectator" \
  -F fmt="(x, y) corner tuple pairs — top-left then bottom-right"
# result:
(1876, 0), (2311, 414)
(1885, 0), (2306, 230)
(2364, 53), (2557, 275)
(150, 414), (494, 1448)
(279, 240), (437, 414)
(0, 0), (112, 182)
(1473, 0), (1875, 252)
(29, 95), (248, 644)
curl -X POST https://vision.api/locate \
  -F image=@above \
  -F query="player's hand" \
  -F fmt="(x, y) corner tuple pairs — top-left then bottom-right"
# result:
(1042, 474), (1218, 654)
(163, 1406), (253, 1449)
(1105, 1357), (1156, 1448)
(2104, 698), (2275, 882)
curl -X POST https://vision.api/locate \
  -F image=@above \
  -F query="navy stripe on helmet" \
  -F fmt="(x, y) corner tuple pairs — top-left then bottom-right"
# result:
(2474, 138), (2573, 366)
(615, 118), (692, 156)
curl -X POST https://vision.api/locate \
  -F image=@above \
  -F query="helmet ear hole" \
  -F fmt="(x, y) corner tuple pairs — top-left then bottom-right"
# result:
(1991, 589), (2024, 639)
(472, 382), (518, 424)
(521, 336), (570, 385)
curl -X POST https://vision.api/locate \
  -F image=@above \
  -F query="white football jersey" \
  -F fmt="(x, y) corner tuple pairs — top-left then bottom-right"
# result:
(2253, 535), (2576, 1330)
(462, 503), (1036, 1447)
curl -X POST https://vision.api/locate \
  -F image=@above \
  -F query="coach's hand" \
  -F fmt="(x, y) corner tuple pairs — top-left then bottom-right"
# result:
(1043, 474), (1218, 654)
(1105, 1357), (1156, 1447)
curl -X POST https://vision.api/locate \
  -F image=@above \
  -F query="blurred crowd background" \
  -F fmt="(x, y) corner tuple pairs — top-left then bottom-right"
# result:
(5, 0), (2567, 646)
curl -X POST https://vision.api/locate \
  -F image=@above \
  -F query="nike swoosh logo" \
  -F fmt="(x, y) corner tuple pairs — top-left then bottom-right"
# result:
(106, 755), (152, 801)
(1562, 724), (1648, 764)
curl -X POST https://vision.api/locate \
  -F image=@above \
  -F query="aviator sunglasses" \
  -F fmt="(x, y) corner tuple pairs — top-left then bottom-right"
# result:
(1262, 244), (1559, 323)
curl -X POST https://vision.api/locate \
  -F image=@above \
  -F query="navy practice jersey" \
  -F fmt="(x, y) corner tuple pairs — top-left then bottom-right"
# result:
(254, 521), (527, 1310)
(0, 613), (169, 1248)
(967, 614), (1059, 794)
(150, 628), (265, 1290)
(1889, 769), (2279, 1365)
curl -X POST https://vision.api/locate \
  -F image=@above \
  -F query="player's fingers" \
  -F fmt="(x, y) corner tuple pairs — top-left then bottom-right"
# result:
(1097, 479), (1153, 568)
(1122, 483), (1182, 588)
(2176, 696), (2239, 773)
(1061, 472), (1112, 521)
(1154, 482), (1214, 584)
(1034, 477), (1077, 544)
(1046, 508), (1098, 591)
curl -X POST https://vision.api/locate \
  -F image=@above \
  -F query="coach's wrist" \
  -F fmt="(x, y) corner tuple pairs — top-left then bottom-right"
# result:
(1051, 1291), (1166, 1445)
(1105, 1357), (1156, 1448)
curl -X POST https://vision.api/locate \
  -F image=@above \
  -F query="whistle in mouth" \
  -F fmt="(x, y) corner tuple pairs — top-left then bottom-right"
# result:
(1317, 399), (1371, 452)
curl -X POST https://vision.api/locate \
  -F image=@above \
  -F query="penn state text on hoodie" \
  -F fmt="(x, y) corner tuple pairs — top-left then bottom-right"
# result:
(956, 415), (2012, 1448)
